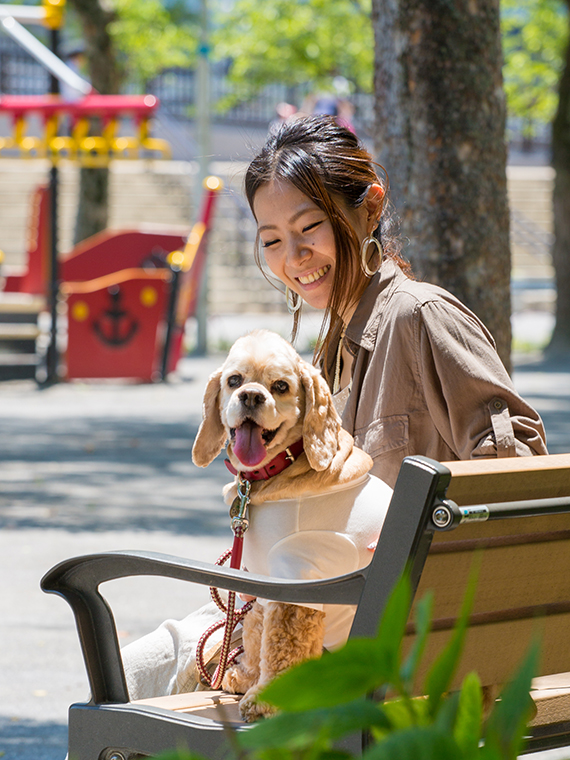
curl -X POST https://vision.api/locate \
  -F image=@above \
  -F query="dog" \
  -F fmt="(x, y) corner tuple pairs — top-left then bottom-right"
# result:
(192, 329), (392, 721)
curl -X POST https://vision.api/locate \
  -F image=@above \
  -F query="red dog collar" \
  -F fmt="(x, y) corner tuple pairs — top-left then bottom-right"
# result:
(224, 439), (304, 482)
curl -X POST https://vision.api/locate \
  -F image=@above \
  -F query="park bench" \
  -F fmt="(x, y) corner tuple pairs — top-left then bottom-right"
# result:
(41, 452), (570, 759)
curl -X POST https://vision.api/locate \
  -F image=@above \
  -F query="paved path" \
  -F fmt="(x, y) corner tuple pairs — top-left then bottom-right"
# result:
(0, 351), (569, 760)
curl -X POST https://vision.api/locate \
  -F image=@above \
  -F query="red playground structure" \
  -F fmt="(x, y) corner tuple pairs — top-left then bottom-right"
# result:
(2, 174), (222, 381)
(0, 87), (223, 382)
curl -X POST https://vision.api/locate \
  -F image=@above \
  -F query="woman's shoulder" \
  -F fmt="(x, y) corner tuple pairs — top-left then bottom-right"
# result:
(388, 270), (480, 324)
(386, 272), (496, 351)
(349, 259), (486, 350)
(391, 269), (458, 308)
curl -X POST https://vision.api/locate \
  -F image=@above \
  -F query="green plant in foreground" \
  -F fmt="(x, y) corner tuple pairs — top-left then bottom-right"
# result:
(155, 571), (539, 760)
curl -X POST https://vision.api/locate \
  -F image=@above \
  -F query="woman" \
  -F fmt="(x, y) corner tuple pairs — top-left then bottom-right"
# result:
(245, 115), (547, 487)
(123, 115), (547, 702)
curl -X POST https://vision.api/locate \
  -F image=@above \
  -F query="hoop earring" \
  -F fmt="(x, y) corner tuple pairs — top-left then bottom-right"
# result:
(285, 286), (302, 314)
(360, 235), (383, 277)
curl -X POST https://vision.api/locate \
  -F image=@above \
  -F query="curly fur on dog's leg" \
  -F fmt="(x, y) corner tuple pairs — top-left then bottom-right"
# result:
(239, 602), (326, 722)
(222, 601), (264, 695)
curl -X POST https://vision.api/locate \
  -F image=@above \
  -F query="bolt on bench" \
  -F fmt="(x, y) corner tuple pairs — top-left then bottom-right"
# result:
(41, 452), (570, 759)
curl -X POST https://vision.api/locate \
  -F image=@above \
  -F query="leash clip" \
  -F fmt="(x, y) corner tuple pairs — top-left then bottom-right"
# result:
(231, 475), (251, 536)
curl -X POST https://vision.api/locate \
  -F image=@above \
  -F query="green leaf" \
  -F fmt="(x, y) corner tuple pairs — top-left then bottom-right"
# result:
(375, 571), (412, 643)
(454, 671), (483, 758)
(259, 638), (395, 711)
(484, 638), (540, 759)
(433, 690), (460, 734)
(373, 571), (413, 687)
(400, 591), (433, 693)
(379, 696), (430, 731)
(362, 725), (460, 760)
(260, 572), (413, 712)
(477, 744), (504, 760)
(423, 560), (479, 718)
(238, 698), (390, 751)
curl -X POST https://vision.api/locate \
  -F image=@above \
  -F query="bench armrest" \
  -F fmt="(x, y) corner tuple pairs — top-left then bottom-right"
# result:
(39, 454), (455, 706)
(41, 550), (368, 704)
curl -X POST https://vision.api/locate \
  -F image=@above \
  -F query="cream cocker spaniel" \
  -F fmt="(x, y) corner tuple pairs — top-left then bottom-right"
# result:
(192, 329), (392, 721)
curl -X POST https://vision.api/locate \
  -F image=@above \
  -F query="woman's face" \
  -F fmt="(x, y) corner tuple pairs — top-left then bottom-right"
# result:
(253, 179), (369, 311)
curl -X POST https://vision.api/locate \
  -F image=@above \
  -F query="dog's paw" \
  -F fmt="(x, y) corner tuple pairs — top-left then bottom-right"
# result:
(222, 665), (256, 695)
(221, 665), (244, 694)
(239, 687), (277, 723)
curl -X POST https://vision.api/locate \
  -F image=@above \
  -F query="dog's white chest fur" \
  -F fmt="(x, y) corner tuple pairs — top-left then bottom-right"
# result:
(242, 473), (392, 651)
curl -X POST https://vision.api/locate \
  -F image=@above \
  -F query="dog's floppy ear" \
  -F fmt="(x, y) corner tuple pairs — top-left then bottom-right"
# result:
(192, 369), (226, 467)
(300, 363), (341, 471)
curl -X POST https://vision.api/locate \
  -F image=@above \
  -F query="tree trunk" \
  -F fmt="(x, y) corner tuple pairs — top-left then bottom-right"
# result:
(68, 0), (120, 245)
(73, 166), (110, 244)
(372, 0), (512, 370)
(549, 2), (570, 358)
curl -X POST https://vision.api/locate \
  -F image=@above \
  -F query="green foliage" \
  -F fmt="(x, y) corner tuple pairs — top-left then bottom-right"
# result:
(153, 571), (539, 760)
(239, 571), (537, 760)
(109, 0), (198, 88)
(501, 0), (569, 139)
(211, 0), (373, 107)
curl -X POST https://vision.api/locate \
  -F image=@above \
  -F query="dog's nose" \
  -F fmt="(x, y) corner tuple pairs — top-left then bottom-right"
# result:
(239, 389), (265, 410)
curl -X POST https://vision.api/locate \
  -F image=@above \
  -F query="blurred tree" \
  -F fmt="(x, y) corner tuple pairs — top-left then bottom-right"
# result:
(110, 0), (197, 89)
(373, 0), (512, 368)
(501, 0), (570, 356)
(67, 0), (118, 244)
(213, 0), (372, 107)
(501, 0), (567, 148)
(67, 0), (196, 244)
(550, 0), (570, 355)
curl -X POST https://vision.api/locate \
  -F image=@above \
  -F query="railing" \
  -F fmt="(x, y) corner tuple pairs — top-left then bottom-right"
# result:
(0, 93), (171, 165)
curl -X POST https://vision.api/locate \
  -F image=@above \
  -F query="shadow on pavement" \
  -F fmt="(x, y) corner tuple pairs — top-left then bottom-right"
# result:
(0, 717), (67, 760)
(0, 416), (232, 535)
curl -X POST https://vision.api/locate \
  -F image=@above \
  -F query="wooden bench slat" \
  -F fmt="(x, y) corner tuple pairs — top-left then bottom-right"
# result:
(134, 691), (244, 724)
(406, 614), (570, 692)
(443, 454), (570, 505)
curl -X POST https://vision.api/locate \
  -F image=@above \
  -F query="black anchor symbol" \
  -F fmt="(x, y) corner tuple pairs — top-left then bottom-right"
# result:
(93, 286), (139, 347)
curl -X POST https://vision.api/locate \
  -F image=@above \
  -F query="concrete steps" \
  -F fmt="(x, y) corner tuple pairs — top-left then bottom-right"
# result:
(0, 293), (44, 380)
(506, 165), (555, 313)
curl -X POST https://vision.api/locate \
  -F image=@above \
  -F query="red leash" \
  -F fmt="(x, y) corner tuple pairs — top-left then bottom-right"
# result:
(196, 477), (253, 689)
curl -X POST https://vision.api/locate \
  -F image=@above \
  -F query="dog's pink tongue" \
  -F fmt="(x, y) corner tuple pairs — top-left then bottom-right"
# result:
(233, 420), (267, 467)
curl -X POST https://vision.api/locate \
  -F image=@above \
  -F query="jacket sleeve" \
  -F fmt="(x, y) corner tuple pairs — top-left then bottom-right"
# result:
(416, 299), (548, 459)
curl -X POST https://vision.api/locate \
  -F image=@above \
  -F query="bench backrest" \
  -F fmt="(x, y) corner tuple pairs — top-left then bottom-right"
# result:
(402, 454), (570, 692)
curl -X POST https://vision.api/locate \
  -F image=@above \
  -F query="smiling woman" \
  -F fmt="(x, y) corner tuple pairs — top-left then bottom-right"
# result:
(245, 115), (548, 488)
(120, 117), (549, 708)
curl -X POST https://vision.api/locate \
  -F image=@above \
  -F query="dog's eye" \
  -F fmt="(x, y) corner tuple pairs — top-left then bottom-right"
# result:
(272, 380), (289, 394)
(228, 374), (242, 389)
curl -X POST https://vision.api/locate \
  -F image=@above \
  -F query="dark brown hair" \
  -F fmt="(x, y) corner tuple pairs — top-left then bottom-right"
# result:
(245, 115), (409, 378)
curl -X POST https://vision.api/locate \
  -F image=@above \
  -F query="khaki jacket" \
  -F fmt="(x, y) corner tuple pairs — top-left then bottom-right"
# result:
(330, 259), (548, 488)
